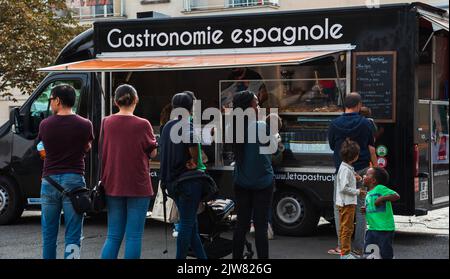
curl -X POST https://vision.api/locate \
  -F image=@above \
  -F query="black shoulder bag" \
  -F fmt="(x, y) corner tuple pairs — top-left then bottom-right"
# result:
(90, 119), (106, 213)
(44, 176), (92, 215)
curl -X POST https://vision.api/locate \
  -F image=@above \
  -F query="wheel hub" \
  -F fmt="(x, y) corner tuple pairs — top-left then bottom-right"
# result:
(276, 196), (302, 224)
(0, 185), (9, 213)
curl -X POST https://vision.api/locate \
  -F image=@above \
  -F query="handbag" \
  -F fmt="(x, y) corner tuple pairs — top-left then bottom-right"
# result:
(90, 182), (105, 213)
(151, 181), (178, 223)
(44, 176), (92, 215)
(90, 119), (106, 213)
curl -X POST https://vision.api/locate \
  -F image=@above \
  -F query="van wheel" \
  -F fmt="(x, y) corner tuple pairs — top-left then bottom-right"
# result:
(0, 177), (24, 225)
(272, 189), (320, 236)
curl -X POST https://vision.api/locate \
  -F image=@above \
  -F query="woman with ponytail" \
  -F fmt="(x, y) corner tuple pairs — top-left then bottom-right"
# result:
(100, 84), (157, 259)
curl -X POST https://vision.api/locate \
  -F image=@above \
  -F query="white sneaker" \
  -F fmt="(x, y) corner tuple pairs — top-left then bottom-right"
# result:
(268, 224), (274, 240)
(340, 253), (358, 259)
(249, 224), (255, 234)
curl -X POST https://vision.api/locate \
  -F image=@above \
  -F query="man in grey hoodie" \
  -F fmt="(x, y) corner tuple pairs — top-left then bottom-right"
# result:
(327, 92), (375, 256)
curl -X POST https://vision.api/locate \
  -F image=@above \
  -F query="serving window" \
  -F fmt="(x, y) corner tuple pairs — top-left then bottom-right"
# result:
(91, 50), (349, 170)
(219, 52), (347, 168)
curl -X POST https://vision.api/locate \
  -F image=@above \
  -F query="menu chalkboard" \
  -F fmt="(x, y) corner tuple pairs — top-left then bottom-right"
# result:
(352, 51), (397, 123)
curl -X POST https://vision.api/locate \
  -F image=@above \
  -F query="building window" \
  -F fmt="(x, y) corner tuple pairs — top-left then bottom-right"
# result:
(228, 0), (278, 8)
(141, 0), (170, 4)
(67, 0), (124, 20)
(183, 0), (279, 12)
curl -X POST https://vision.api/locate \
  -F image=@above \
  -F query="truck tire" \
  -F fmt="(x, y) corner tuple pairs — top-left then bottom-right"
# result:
(0, 176), (24, 225)
(272, 189), (320, 236)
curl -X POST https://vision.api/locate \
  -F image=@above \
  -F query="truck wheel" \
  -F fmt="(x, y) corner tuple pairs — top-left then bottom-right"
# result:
(272, 189), (320, 236)
(0, 176), (24, 225)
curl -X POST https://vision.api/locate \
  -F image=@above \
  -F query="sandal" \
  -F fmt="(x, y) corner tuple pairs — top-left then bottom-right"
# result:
(327, 247), (341, 255)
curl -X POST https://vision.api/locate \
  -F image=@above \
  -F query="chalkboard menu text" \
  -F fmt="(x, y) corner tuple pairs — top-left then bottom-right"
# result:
(352, 51), (397, 123)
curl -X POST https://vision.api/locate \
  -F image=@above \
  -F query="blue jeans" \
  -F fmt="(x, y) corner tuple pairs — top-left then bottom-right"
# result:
(41, 173), (85, 259)
(101, 196), (150, 259)
(364, 230), (395, 259)
(174, 179), (207, 259)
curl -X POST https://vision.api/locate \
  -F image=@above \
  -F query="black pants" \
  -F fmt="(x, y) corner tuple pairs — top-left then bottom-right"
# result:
(232, 184), (273, 259)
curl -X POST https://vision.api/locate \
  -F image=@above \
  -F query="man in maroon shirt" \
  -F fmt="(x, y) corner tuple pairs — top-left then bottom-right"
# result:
(38, 84), (93, 259)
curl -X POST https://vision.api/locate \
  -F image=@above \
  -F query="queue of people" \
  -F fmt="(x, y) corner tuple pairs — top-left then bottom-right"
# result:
(37, 83), (399, 260)
(328, 92), (400, 259)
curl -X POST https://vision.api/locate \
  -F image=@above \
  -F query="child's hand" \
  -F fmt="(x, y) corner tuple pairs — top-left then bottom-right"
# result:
(359, 189), (367, 197)
(186, 159), (197, 170)
(360, 206), (366, 214)
(375, 196), (385, 207)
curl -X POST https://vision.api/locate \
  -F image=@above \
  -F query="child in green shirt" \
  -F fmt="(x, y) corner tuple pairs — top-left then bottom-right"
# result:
(361, 167), (400, 259)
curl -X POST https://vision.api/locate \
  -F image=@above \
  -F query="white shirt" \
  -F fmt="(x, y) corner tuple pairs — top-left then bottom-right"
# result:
(335, 162), (360, 206)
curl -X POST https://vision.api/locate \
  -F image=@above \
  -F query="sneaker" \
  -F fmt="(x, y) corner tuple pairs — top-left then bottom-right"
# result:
(327, 247), (341, 255)
(249, 224), (255, 234)
(268, 224), (274, 240)
(340, 253), (358, 259)
(351, 249), (363, 257)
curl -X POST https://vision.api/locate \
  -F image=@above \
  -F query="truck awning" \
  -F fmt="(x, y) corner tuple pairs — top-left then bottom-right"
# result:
(39, 50), (343, 73)
(418, 8), (449, 31)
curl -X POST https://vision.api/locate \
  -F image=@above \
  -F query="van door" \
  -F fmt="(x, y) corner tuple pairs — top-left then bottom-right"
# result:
(416, 101), (432, 205)
(10, 73), (90, 202)
(430, 102), (449, 204)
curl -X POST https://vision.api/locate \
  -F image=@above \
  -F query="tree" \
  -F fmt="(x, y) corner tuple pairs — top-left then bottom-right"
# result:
(0, 0), (87, 98)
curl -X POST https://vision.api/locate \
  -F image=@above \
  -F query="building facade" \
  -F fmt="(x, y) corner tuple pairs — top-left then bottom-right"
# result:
(67, 0), (448, 22)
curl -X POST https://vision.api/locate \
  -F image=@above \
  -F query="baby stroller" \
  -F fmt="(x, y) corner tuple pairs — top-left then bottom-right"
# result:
(188, 198), (254, 259)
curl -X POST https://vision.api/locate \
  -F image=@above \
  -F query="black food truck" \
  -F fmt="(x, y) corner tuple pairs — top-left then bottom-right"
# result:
(0, 3), (448, 236)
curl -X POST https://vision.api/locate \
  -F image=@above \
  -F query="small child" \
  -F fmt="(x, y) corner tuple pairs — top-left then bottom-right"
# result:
(361, 167), (400, 259)
(336, 138), (366, 259)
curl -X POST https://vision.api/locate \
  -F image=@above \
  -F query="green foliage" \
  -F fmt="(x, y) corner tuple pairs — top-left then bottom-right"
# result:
(0, 0), (87, 97)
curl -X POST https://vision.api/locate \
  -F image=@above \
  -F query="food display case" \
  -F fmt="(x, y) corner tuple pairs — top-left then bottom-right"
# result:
(279, 116), (336, 168)
(218, 55), (348, 168)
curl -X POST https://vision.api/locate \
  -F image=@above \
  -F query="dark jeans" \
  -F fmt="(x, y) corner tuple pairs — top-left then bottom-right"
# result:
(174, 179), (207, 259)
(233, 184), (273, 259)
(364, 230), (395, 259)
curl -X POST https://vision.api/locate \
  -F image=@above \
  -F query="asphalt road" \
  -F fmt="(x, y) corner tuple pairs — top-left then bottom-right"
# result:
(0, 208), (448, 259)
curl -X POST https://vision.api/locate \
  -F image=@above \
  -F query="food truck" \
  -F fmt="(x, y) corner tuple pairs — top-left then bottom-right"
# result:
(0, 3), (448, 236)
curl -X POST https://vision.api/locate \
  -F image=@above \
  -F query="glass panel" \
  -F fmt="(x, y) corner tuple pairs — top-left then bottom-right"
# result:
(431, 104), (449, 201)
(220, 78), (345, 112)
(279, 116), (334, 167)
(434, 36), (449, 101)
(416, 103), (430, 176)
(69, 0), (116, 19)
(29, 80), (83, 135)
(218, 54), (346, 167)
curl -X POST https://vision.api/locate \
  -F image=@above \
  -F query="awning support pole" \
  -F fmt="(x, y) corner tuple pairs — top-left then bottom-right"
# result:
(422, 31), (435, 52)
(109, 72), (113, 116)
(101, 72), (106, 119)
(334, 57), (344, 108)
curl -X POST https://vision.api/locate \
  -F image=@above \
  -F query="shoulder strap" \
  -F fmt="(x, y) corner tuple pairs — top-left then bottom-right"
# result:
(97, 118), (106, 182)
(44, 176), (65, 193)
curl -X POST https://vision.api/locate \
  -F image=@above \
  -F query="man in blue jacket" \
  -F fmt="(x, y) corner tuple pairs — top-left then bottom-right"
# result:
(327, 92), (375, 257)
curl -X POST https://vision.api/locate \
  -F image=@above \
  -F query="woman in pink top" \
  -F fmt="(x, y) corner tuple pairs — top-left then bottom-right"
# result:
(100, 84), (157, 259)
